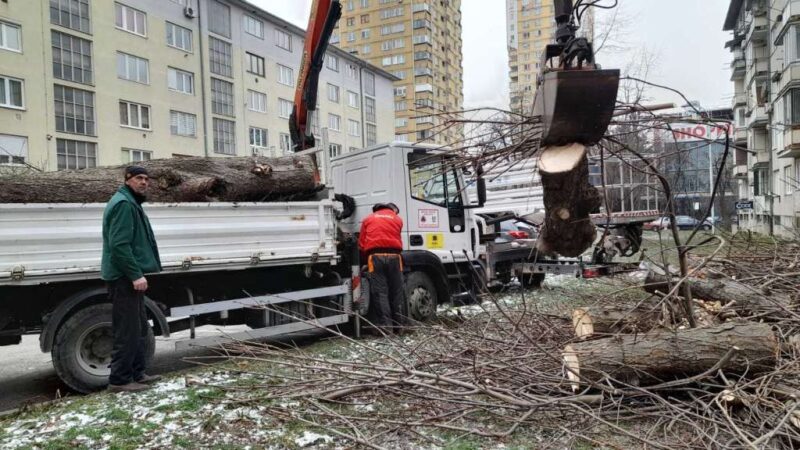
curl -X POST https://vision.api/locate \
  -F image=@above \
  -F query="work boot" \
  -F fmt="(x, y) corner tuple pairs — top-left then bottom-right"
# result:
(107, 382), (151, 393)
(135, 374), (162, 384)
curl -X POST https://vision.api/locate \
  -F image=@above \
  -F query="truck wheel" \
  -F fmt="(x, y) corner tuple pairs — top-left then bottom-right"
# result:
(405, 271), (438, 322)
(516, 271), (545, 289)
(52, 303), (155, 393)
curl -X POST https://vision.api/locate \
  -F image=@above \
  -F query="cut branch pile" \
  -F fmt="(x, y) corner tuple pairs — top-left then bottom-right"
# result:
(0, 155), (318, 203)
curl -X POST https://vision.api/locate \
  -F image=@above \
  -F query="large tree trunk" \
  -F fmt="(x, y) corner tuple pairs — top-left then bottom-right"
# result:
(0, 156), (318, 203)
(572, 305), (662, 339)
(644, 272), (795, 320)
(536, 143), (601, 257)
(563, 322), (778, 390)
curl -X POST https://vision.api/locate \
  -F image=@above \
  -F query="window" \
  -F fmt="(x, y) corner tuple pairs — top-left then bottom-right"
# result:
(209, 37), (232, 77)
(380, 7), (403, 19)
(208, 0), (231, 37)
(381, 38), (405, 51)
(54, 85), (94, 134)
(250, 127), (268, 151)
(785, 166), (794, 195)
(394, 100), (407, 111)
(326, 54), (339, 72)
(362, 44), (372, 54)
(278, 98), (292, 118)
(211, 78), (234, 117)
(51, 31), (93, 85)
(125, 148), (152, 162)
(391, 70), (406, 80)
(361, 14), (370, 24)
(246, 52), (265, 76)
(382, 54), (405, 66)
(0, 21), (21, 52)
(309, 110), (320, 135)
(409, 159), (447, 207)
(277, 64), (294, 86)
(117, 52), (149, 84)
(395, 117), (407, 127)
(50, 0), (91, 34)
(380, 23), (405, 35)
(280, 133), (291, 153)
(0, 134), (27, 165)
(167, 68), (193, 94)
(327, 83), (340, 103)
(754, 169), (769, 196)
(244, 15), (264, 38)
(248, 90), (267, 113)
(365, 97), (376, 122)
(347, 32), (355, 42)
(328, 113), (341, 131)
(346, 64), (359, 79)
(346, 17), (355, 26)
(115, 3), (147, 37)
(361, 0), (370, 7)
(119, 100), (150, 130)
(213, 118), (236, 155)
(275, 29), (292, 51)
(56, 138), (96, 170)
(366, 123), (377, 146)
(361, 29), (371, 39)
(170, 110), (196, 136)
(347, 91), (360, 108)
(394, 86), (406, 96)
(364, 71), (375, 95)
(785, 89), (800, 125)
(348, 119), (360, 137)
(166, 22), (192, 52)
(329, 143), (341, 158)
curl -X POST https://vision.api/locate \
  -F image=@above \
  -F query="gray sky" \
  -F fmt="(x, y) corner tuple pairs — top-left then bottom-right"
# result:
(253, 0), (733, 112)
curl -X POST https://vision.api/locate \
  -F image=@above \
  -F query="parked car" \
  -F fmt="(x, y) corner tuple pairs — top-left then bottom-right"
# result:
(644, 217), (670, 231)
(645, 216), (712, 231)
(495, 219), (537, 243)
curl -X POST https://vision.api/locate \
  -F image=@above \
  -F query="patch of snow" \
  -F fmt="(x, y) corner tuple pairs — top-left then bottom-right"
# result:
(295, 431), (333, 447)
(151, 378), (185, 393)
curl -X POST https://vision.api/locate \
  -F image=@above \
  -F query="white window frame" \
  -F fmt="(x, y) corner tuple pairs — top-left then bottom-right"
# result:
(117, 52), (149, 84)
(170, 110), (197, 137)
(326, 54), (339, 72)
(275, 29), (292, 51)
(125, 148), (152, 162)
(329, 143), (341, 158)
(346, 64), (358, 79)
(167, 67), (194, 94)
(347, 91), (360, 108)
(243, 15), (264, 39)
(115, 3), (147, 37)
(279, 133), (291, 153)
(0, 21), (22, 53)
(395, 117), (408, 127)
(246, 52), (265, 77)
(785, 165), (794, 195)
(0, 75), (24, 109)
(278, 98), (292, 119)
(348, 119), (360, 137)
(212, 118), (236, 155)
(277, 64), (294, 86)
(166, 22), (192, 52)
(327, 83), (340, 103)
(119, 100), (151, 130)
(328, 113), (341, 131)
(249, 126), (268, 150)
(248, 90), (267, 113)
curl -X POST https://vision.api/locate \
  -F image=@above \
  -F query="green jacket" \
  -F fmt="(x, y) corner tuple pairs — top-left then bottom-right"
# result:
(101, 185), (162, 281)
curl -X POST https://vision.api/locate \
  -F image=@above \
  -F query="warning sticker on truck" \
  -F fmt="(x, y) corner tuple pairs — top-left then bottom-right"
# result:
(426, 233), (444, 249)
(418, 209), (439, 229)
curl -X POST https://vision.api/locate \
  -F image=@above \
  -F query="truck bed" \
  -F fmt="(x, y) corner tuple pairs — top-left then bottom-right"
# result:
(0, 200), (337, 285)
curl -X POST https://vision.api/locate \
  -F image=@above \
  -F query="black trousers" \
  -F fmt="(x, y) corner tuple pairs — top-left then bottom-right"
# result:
(368, 254), (407, 329)
(108, 278), (148, 386)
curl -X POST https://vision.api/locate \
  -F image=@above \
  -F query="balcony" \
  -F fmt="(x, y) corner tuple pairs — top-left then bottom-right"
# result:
(734, 126), (748, 144)
(733, 164), (749, 178)
(774, 1), (800, 45)
(746, 58), (769, 83)
(731, 57), (746, 80)
(779, 126), (800, 158)
(733, 93), (747, 107)
(415, 83), (433, 93)
(746, 13), (769, 44)
(747, 105), (768, 128)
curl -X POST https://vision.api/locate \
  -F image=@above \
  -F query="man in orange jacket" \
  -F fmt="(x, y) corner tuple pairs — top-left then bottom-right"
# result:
(358, 202), (407, 332)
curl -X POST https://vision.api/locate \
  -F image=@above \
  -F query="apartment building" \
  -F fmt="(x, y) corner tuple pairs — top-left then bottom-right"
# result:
(724, 0), (800, 236)
(333, 0), (464, 146)
(0, 0), (396, 172)
(506, 0), (594, 114)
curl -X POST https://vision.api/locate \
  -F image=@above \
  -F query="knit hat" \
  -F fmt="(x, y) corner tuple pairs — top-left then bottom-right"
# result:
(125, 166), (149, 180)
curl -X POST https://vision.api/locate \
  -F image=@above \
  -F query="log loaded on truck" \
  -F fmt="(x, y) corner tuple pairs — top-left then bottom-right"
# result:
(0, 0), (646, 393)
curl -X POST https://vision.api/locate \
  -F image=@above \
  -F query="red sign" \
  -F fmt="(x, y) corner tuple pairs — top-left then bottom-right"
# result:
(669, 123), (734, 142)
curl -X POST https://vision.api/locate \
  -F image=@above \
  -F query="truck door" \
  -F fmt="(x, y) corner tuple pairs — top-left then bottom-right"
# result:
(405, 152), (472, 262)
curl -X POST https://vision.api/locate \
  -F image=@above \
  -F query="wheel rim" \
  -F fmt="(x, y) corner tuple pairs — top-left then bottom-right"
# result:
(75, 322), (113, 377)
(410, 286), (435, 320)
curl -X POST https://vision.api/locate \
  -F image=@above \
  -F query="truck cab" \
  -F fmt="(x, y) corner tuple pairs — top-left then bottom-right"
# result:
(331, 142), (487, 319)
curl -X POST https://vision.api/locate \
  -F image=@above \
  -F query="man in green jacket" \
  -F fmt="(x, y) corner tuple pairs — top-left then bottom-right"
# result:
(101, 166), (162, 393)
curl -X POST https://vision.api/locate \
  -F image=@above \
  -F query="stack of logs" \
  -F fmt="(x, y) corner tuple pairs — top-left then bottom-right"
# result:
(562, 272), (789, 390)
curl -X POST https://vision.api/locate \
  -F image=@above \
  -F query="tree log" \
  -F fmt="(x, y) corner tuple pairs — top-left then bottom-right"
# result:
(0, 156), (318, 203)
(572, 305), (662, 339)
(563, 322), (778, 390)
(644, 272), (795, 320)
(536, 143), (601, 257)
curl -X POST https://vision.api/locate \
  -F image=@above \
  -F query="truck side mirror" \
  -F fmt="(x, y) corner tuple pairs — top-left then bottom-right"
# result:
(476, 165), (487, 207)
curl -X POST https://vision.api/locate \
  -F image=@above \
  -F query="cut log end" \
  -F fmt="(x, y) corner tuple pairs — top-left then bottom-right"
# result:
(562, 344), (581, 392)
(538, 143), (587, 173)
(572, 308), (594, 339)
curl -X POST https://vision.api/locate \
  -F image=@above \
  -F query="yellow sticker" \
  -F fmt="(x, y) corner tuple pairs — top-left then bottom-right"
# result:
(426, 233), (444, 249)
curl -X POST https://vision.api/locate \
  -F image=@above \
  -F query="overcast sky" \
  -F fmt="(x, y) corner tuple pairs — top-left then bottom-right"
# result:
(253, 0), (733, 112)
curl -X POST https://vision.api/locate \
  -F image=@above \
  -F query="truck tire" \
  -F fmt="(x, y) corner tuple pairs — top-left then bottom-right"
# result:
(52, 303), (155, 393)
(405, 271), (438, 322)
(516, 271), (545, 289)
